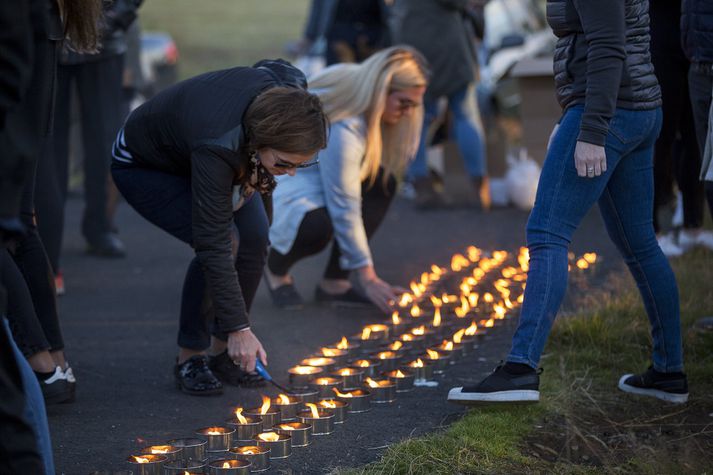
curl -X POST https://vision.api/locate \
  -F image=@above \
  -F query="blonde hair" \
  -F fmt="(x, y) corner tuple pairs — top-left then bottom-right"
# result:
(308, 46), (429, 186)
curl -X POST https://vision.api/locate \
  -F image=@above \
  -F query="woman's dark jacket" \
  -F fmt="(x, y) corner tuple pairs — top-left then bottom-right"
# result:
(122, 62), (307, 334)
(547, 0), (662, 146)
(681, 0), (713, 65)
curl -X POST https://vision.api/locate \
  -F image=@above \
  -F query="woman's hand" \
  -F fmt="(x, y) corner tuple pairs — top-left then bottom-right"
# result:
(227, 329), (267, 373)
(574, 140), (607, 178)
(358, 267), (397, 313)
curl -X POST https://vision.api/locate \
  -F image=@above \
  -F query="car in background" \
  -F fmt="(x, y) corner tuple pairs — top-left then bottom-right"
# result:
(138, 31), (179, 98)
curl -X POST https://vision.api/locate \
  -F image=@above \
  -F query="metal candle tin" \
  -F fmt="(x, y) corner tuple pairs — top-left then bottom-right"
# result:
(385, 369), (415, 392)
(290, 387), (320, 403)
(310, 376), (343, 399)
(196, 427), (235, 453)
(226, 416), (262, 443)
(424, 350), (451, 373)
(209, 458), (251, 475)
(287, 365), (323, 388)
(361, 323), (390, 341)
(300, 357), (337, 373)
(405, 359), (435, 380)
(163, 459), (207, 474)
(331, 367), (364, 389)
(363, 379), (396, 403)
(315, 347), (349, 366)
(244, 408), (281, 432)
(140, 444), (182, 462)
(228, 446), (270, 473)
(350, 359), (381, 377)
(275, 422), (312, 447)
(297, 409), (335, 435)
(317, 399), (348, 423)
(273, 395), (301, 421)
(126, 454), (166, 475)
(167, 437), (207, 462)
(334, 389), (372, 413)
(372, 351), (401, 372)
(254, 432), (291, 460)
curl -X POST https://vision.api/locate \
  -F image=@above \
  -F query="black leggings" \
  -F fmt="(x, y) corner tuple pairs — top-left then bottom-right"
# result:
(268, 172), (396, 280)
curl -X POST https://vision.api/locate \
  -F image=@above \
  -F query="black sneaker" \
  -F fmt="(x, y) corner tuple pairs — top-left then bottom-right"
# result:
(618, 366), (688, 404)
(265, 279), (304, 310)
(315, 286), (374, 308)
(174, 355), (223, 396)
(448, 363), (541, 404)
(36, 366), (73, 405)
(209, 351), (266, 388)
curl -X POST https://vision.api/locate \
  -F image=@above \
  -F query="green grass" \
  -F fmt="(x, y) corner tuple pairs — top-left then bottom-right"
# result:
(338, 248), (713, 474)
(140, 0), (310, 79)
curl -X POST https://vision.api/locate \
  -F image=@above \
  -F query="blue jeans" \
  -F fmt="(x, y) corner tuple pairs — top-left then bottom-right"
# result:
(408, 84), (487, 179)
(111, 164), (269, 350)
(508, 105), (684, 373)
(3, 319), (55, 475)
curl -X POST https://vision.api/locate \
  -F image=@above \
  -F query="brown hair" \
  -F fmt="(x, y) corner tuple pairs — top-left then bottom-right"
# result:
(58, 0), (103, 53)
(243, 87), (328, 155)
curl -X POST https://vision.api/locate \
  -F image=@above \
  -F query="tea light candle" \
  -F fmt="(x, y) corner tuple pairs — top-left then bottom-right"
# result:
(333, 336), (360, 356)
(228, 445), (270, 472)
(410, 325), (438, 345)
(362, 323), (390, 341)
(287, 365), (323, 388)
(435, 339), (463, 361)
(273, 394), (301, 421)
(399, 332), (427, 351)
(363, 377), (396, 403)
(405, 358), (435, 381)
(254, 432), (291, 459)
(126, 454), (167, 475)
(297, 403), (335, 435)
(140, 444), (182, 462)
(386, 339), (412, 356)
(373, 350), (401, 372)
(163, 460), (207, 475)
(332, 367), (364, 389)
(332, 388), (372, 413)
(166, 437), (207, 462)
(195, 426), (234, 453)
(424, 348), (450, 374)
(385, 369), (415, 392)
(290, 387), (320, 403)
(275, 422), (312, 447)
(316, 347), (349, 366)
(245, 395), (282, 431)
(350, 359), (381, 377)
(310, 376), (343, 398)
(208, 459), (251, 475)
(317, 399), (348, 423)
(388, 310), (410, 334)
(300, 356), (337, 373)
(226, 407), (262, 442)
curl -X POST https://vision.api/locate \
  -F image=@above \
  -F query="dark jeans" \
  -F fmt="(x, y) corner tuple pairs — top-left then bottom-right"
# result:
(688, 64), (713, 218)
(111, 163), (269, 350)
(267, 172), (396, 280)
(508, 105), (683, 373)
(650, 0), (703, 231)
(37, 55), (125, 262)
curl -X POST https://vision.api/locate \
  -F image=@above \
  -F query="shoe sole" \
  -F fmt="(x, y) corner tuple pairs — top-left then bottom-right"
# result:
(447, 387), (540, 405)
(617, 375), (689, 404)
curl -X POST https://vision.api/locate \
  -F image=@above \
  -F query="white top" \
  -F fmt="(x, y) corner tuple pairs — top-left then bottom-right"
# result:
(270, 116), (372, 270)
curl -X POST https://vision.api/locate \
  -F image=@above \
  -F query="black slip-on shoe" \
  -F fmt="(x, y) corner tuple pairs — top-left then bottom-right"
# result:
(448, 364), (541, 405)
(174, 355), (223, 396)
(265, 278), (304, 310)
(36, 366), (73, 405)
(315, 286), (374, 308)
(209, 351), (266, 388)
(618, 366), (688, 404)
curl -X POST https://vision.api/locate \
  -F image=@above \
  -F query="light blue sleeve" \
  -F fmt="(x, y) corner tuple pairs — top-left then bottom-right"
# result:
(319, 118), (372, 270)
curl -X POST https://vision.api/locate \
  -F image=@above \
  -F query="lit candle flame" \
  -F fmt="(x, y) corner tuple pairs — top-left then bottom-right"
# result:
(303, 357), (333, 367)
(468, 293), (479, 308)
(361, 326), (372, 340)
(314, 377), (335, 385)
(464, 321), (478, 336)
(377, 351), (395, 360)
(132, 456), (150, 464)
(336, 336), (349, 349)
(355, 359), (371, 367)
(398, 293), (413, 307)
(257, 432), (280, 442)
(453, 329), (465, 344)
(410, 358), (425, 368)
(393, 370), (406, 378)
(485, 318), (495, 328)
(441, 340), (454, 351)
(235, 407), (248, 424)
(426, 349), (440, 360)
(332, 387), (353, 398)
(364, 377), (380, 388)
(239, 446), (259, 455)
(206, 426), (225, 435)
(576, 258), (589, 269)
(278, 394), (291, 405)
(291, 365), (318, 375)
(430, 295), (442, 308)
(483, 292), (494, 303)
(583, 252), (597, 264)
(319, 399), (337, 409)
(451, 253), (470, 272)
(420, 271), (430, 286)
(432, 307), (442, 327)
(412, 325), (426, 336)
(401, 333), (414, 342)
(392, 310), (401, 325)
(410, 304), (421, 318)
(305, 403), (321, 419)
(389, 341), (403, 351)
(338, 368), (354, 376)
(321, 347), (340, 357)
(148, 445), (171, 454)
(259, 395), (271, 415)
(467, 245), (481, 262)
(222, 461), (232, 469)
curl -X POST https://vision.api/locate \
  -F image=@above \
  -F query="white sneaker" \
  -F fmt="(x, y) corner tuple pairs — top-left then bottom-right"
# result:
(657, 233), (683, 257)
(679, 229), (713, 252)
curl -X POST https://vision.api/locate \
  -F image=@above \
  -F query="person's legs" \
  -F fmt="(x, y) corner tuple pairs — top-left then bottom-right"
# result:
(232, 195), (270, 312)
(408, 99), (446, 207)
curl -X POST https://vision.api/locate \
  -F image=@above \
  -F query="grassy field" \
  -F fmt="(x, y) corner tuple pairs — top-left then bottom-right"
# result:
(337, 249), (713, 474)
(140, 0), (311, 79)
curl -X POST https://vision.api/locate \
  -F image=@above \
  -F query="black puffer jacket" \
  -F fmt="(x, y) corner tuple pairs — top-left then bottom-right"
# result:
(681, 0), (713, 64)
(548, 0), (661, 146)
(122, 61), (307, 334)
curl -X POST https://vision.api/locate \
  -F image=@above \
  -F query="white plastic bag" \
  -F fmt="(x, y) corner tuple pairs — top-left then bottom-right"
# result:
(505, 149), (541, 210)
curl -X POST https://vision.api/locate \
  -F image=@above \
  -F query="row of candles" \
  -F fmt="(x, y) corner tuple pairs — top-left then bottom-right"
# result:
(125, 246), (597, 474)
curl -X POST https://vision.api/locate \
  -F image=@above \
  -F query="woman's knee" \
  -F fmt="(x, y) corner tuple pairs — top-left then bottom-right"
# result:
(298, 208), (334, 251)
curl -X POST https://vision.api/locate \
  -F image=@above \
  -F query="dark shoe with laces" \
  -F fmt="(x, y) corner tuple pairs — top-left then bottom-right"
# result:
(209, 351), (266, 388)
(448, 363), (541, 405)
(36, 366), (73, 405)
(174, 355), (223, 396)
(315, 286), (374, 308)
(266, 279), (304, 310)
(618, 366), (688, 404)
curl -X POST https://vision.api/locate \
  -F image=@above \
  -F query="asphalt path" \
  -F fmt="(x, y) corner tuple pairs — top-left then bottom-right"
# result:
(49, 195), (618, 474)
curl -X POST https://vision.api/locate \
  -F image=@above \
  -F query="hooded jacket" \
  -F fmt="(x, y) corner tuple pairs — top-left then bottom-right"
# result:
(120, 60), (307, 334)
